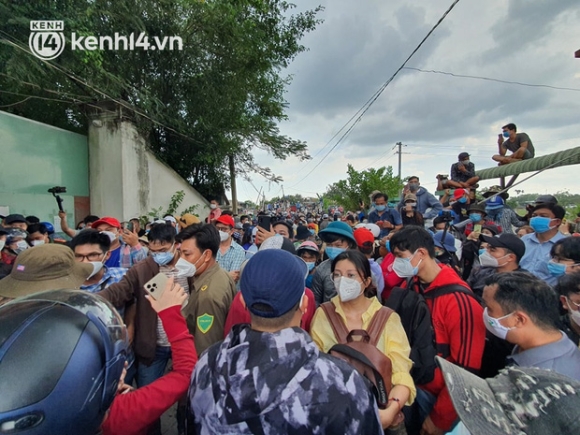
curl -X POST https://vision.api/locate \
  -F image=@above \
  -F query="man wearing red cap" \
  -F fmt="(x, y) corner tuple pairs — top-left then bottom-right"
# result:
(448, 188), (471, 225)
(215, 215), (245, 282)
(92, 217), (147, 269)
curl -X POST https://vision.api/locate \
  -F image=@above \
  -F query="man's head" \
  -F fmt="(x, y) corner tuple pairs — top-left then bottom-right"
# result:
(458, 152), (470, 163)
(91, 217), (121, 243)
(240, 249), (307, 332)
(479, 233), (525, 269)
(178, 213), (201, 230)
(372, 193), (388, 210)
(555, 272), (580, 329)
(272, 220), (294, 239)
(390, 226), (435, 278)
(354, 228), (375, 256)
(407, 176), (420, 192)
(3, 214), (28, 231)
(5, 229), (29, 255)
(502, 123), (517, 139)
(209, 199), (220, 210)
(148, 223), (178, 266)
(83, 215), (100, 227)
(176, 224), (219, 276)
(468, 203), (487, 223)
(482, 272), (560, 344)
(549, 237), (580, 277)
(25, 215), (40, 224)
(318, 222), (357, 260)
(529, 203), (565, 235)
(215, 215), (235, 243)
(26, 223), (50, 246)
(432, 216), (447, 231)
(452, 188), (468, 204)
(129, 218), (141, 232)
(69, 230), (112, 276)
(164, 215), (177, 228)
(297, 241), (320, 265)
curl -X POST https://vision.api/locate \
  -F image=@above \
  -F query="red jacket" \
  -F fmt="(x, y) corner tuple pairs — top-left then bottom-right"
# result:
(409, 264), (485, 430)
(380, 253), (405, 301)
(101, 306), (197, 435)
(223, 288), (316, 336)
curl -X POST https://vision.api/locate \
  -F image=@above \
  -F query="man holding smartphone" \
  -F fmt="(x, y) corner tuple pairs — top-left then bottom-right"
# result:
(493, 123), (535, 165)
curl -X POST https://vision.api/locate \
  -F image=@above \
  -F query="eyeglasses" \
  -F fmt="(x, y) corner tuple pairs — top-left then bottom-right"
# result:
(567, 297), (580, 310)
(215, 226), (231, 232)
(74, 252), (105, 261)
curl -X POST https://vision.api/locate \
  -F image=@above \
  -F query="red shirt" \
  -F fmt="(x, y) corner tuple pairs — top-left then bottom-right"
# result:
(380, 253), (405, 301)
(223, 288), (316, 336)
(101, 306), (197, 435)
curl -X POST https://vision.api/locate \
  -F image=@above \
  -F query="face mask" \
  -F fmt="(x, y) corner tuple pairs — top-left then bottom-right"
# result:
(152, 244), (175, 266)
(458, 197), (467, 204)
(566, 299), (580, 327)
(325, 246), (346, 260)
(334, 276), (363, 303)
(405, 202), (417, 207)
(502, 131), (510, 138)
(219, 230), (230, 242)
(485, 207), (501, 218)
(547, 260), (567, 277)
(408, 183), (419, 193)
(478, 248), (486, 256)
(469, 213), (482, 223)
(182, 252), (206, 276)
(483, 307), (514, 340)
(529, 216), (555, 234)
(0, 240), (4, 251)
(305, 262), (316, 272)
(462, 159), (470, 164)
(13, 240), (29, 254)
(393, 251), (421, 278)
(479, 251), (509, 268)
(101, 231), (117, 243)
(175, 257), (196, 278)
(210, 204), (217, 210)
(87, 261), (104, 279)
(31, 240), (45, 246)
(375, 205), (387, 212)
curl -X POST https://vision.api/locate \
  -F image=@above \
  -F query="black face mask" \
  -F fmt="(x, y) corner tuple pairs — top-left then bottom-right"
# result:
(435, 251), (453, 265)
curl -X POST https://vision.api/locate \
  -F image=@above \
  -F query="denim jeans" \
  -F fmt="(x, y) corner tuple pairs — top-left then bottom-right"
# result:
(137, 346), (171, 387)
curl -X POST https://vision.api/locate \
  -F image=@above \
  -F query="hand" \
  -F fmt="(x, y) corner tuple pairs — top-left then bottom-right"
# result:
(145, 277), (188, 312)
(377, 406), (397, 429)
(122, 228), (139, 247)
(420, 416), (445, 435)
(467, 230), (480, 241)
(255, 226), (275, 245)
(58, 210), (67, 220)
(444, 189), (450, 196)
(229, 270), (240, 282)
(497, 134), (504, 146)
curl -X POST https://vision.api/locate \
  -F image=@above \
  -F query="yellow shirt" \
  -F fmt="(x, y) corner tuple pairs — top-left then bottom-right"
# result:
(310, 296), (416, 404)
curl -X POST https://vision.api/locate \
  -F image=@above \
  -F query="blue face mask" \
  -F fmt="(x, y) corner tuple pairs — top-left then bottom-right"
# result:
(386, 240), (390, 253)
(306, 262), (316, 272)
(469, 213), (482, 223)
(326, 246), (346, 260)
(502, 131), (510, 138)
(547, 260), (567, 277)
(458, 197), (467, 204)
(479, 248), (486, 256)
(375, 205), (387, 212)
(529, 216), (555, 234)
(152, 246), (175, 266)
(486, 207), (502, 218)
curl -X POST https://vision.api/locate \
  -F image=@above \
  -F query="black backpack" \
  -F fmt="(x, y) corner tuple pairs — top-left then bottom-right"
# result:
(385, 282), (480, 385)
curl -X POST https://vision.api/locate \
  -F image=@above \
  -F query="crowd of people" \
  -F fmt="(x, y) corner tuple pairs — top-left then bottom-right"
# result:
(1, 143), (580, 434)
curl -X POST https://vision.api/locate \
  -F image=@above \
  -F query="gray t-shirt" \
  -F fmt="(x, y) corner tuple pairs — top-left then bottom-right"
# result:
(502, 132), (535, 157)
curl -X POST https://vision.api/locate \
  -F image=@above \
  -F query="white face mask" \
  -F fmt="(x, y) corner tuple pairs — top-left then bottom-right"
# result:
(219, 230), (230, 242)
(101, 231), (117, 243)
(479, 250), (509, 268)
(14, 240), (29, 254)
(31, 240), (45, 247)
(334, 276), (363, 302)
(210, 204), (217, 210)
(393, 251), (421, 278)
(87, 252), (108, 280)
(483, 307), (514, 340)
(0, 240), (6, 251)
(566, 299), (580, 327)
(175, 257), (196, 278)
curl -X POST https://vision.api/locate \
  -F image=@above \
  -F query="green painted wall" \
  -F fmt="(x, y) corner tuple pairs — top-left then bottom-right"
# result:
(0, 111), (88, 227)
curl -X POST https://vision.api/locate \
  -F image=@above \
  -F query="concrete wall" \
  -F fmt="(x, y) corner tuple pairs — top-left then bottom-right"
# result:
(0, 111), (89, 227)
(88, 114), (209, 220)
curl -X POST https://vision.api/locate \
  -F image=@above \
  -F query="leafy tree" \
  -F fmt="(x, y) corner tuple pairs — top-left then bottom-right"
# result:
(0, 0), (322, 199)
(324, 164), (404, 212)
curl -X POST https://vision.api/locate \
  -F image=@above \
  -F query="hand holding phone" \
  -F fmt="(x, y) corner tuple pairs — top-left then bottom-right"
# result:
(145, 276), (188, 313)
(144, 272), (169, 301)
(258, 215), (272, 231)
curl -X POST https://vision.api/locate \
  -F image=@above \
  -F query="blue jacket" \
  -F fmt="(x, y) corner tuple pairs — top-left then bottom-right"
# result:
(398, 187), (442, 220)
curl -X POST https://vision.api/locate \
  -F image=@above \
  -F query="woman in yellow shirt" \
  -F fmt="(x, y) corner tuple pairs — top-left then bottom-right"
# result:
(310, 250), (415, 428)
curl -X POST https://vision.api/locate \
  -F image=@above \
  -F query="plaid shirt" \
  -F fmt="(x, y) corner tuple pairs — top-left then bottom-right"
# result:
(216, 240), (246, 272)
(81, 266), (127, 293)
(488, 207), (525, 235)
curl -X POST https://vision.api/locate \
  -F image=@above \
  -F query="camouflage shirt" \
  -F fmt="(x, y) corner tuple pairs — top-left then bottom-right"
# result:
(188, 324), (383, 435)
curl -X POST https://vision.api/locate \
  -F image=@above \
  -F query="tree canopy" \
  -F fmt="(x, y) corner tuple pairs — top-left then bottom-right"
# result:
(0, 0), (322, 199)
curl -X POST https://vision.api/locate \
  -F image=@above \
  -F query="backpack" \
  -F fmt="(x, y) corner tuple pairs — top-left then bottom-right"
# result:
(320, 302), (393, 408)
(385, 283), (480, 386)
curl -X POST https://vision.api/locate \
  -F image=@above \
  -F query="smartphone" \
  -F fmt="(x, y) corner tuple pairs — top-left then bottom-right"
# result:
(121, 221), (134, 232)
(474, 224), (482, 233)
(144, 273), (168, 300)
(258, 215), (272, 231)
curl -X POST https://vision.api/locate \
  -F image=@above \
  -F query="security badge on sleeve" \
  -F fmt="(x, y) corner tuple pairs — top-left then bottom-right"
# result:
(197, 313), (214, 334)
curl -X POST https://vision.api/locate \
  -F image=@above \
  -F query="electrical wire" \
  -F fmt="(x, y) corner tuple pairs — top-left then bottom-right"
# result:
(286, 0), (463, 188)
(0, 96), (32, 108)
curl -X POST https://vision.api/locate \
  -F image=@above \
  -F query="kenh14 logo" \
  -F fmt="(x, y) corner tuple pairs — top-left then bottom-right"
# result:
(29, 21), (66, 60)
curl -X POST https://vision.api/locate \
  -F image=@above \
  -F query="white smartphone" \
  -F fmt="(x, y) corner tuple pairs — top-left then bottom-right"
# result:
(144, 273), (168, 300)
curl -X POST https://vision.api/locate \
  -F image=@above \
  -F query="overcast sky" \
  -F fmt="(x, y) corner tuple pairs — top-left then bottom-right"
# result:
(233, 0), (580, 204)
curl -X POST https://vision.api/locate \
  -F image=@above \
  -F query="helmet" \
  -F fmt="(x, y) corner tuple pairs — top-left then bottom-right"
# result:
(0, 290), (128, 434)
(40, 222), (55, 235)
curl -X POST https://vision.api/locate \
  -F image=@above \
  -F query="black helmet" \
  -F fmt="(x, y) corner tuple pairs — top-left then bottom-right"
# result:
(0, 290), (128, 434)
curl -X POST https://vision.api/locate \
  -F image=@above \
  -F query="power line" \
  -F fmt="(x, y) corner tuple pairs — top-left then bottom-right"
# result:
(403, 67), (580, 92)
(287, 0), (463, 188)
(0, 96), (32, 108)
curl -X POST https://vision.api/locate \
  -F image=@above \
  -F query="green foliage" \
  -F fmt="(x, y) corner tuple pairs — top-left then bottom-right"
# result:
(166, 190), (186, 216)
(324, 165), (405, 212)
(507, 191), (580, 219)
(0, 0), (323, 198)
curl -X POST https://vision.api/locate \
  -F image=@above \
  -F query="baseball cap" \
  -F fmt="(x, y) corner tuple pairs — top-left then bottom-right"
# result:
(485, 196), (504, 210)
(91, 217), (121, 229)
(353, 228), (374, 248)
(458, 152), (470, 160)
(0, 244), (94, 299)
(4, 214), (27, 225)
(480, 233), (525, 262)
(241, 249), (306, 318)
(296, 241), (320, 254)
(259, 234), (297, 255)
(433, 231), (457, 253)
(178, 213), (200, 228)
(404, 193), (417, 202)
(319, 221), (356, 244)
(437, 356), (580, 435)
(215, 215), (235, 228)
(534, 194), (558, 205)
(453, 189), (467, 200)
(322, 213), (329, 219)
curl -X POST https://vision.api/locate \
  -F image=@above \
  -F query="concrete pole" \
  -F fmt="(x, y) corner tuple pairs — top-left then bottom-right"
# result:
(229, 154), (238, 214)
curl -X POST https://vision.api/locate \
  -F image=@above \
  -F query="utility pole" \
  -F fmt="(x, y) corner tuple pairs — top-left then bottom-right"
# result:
(394, 142), (408, 179)
(228, 155), (238, 214)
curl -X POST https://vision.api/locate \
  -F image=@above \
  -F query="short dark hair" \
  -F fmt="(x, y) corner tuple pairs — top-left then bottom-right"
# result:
(176, 223), (219, 257)
(249, 300), (301, 329)
(147, 223), (176, 245)
(346, 215), (356, 223)
(26, 223), (48, 236)
(372, 192), (388, 202)
(25, 215), (40, 224)
(502, 123), (517, 131)
(551, 237), (580, 262)
(555, 272), (580, 298)
(321, 232), (357, 249)
(484, 271), (559, 330)
(273, 221), (294, 239)
(69, 229), (111, 253)
(83, 215), (100, 225)
(532, 203), (565, 220)
(390, 226), (435, 258)
(331, 250), (372, 281)
(408, 176), (419, 182)
(433, 216), (446, 226)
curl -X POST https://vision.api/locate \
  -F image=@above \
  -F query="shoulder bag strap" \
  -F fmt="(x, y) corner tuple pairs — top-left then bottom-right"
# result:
(320, 302), (350, 344)
(366, 307), (394, 347)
